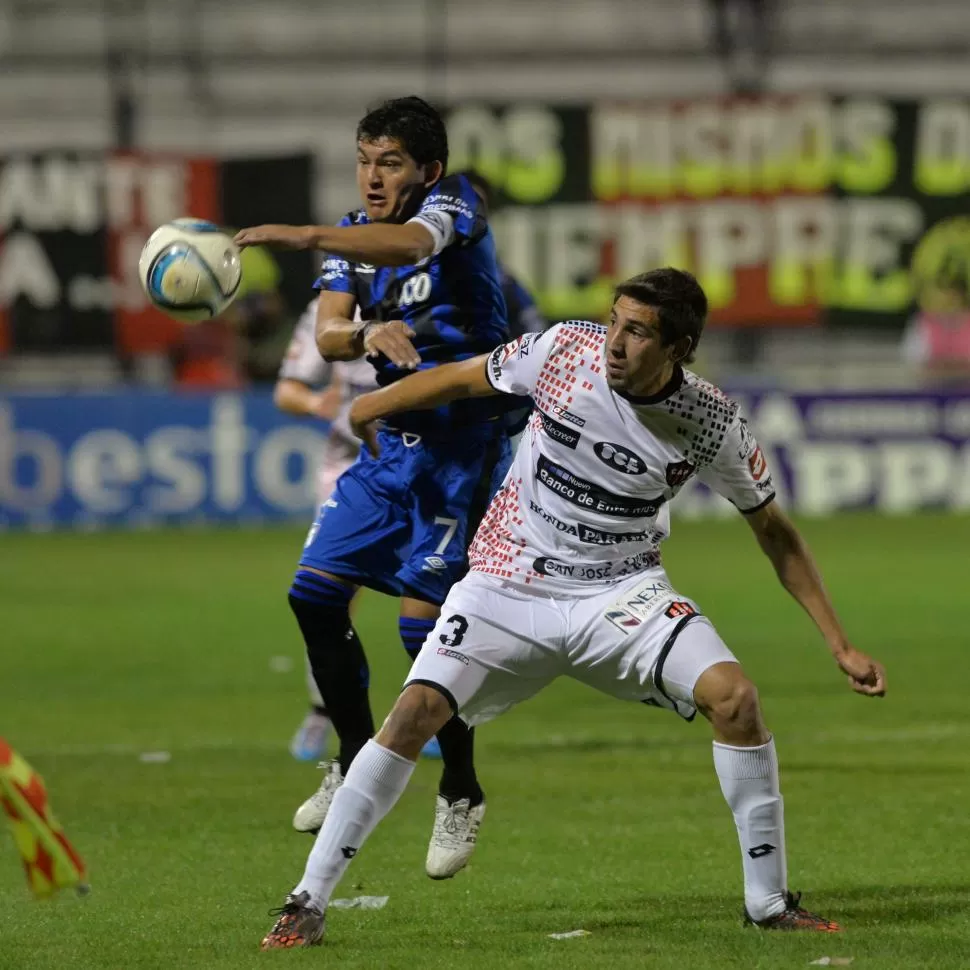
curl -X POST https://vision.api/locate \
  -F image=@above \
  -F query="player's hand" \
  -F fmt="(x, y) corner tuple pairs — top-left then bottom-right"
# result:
(834, 645), (886, 697)
(362, 321), (420, 370)
(234, 225), (311, 249)
(348, 396), (381, 458)
(311, 386), (342, 422)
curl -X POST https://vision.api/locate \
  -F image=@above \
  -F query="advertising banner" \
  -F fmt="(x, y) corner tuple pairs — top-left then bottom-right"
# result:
(0, 391), (325, 530)
(447, 97), (970, 328)
(0, 153), (315, 357)
(2, 389), (969, 531)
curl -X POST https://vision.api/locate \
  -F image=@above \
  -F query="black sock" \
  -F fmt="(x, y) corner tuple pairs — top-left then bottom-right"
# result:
(289, 572), (373, 775)
(400, 616), (483, 806)
(435, 718), (484, 806)
(311, 704), (328, 717)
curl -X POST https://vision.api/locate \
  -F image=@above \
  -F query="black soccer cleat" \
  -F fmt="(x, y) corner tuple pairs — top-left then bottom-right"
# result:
(260, 891), (325, 949)
(744, 891), (841, 932)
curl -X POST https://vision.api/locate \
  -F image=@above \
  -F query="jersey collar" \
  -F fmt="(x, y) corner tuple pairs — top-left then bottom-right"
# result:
(615, 365), (684, 406)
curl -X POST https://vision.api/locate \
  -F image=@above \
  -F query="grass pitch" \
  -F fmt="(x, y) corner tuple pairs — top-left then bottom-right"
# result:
(2, 514), (969, 970)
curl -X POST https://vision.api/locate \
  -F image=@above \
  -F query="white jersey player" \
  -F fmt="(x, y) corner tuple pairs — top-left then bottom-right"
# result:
(261, 268), (886, 950)
(276, 300), (377, 509)
(275, 299), (377, 763)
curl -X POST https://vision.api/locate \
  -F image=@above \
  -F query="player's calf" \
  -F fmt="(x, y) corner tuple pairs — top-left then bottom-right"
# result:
(376, 683), (453, 760)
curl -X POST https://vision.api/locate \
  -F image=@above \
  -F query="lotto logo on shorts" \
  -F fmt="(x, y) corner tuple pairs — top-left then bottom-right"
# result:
(436, 647), (470, 665)
(605, 608), (643, 633)
(664, 601), (697, 619)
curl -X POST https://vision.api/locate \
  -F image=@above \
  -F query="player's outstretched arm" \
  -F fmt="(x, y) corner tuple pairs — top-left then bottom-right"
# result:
(234, 222), (435, 267)
(348, 356), (496, 452)
(273, 378), (342, 421)
(744, 502), (887, 698)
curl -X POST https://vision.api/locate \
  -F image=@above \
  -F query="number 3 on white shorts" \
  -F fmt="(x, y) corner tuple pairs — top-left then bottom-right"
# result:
(433, 516), (458, 555)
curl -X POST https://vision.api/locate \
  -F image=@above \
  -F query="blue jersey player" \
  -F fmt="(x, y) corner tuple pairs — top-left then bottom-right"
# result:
(235, 97), (510, 880)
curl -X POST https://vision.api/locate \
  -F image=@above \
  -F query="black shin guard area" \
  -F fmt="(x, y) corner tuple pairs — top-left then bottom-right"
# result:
(435, 718), (484, 807)
(288, 594), (374, 774)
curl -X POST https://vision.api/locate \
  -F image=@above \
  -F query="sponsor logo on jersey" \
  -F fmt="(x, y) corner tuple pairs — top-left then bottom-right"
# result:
(436, 647), (470, 665)
(664, 601), (698, 620)
(551, 404), (586, 428)
(594, 441), (647, 475)
(577, 523), (650, 545)
(539, 411), (580, 449)
(489, 344), (514, 384)
(422, 195), (476, 221)
(536, 455), (665, 519)
(748, 446), (768, 481)
(529, 500), (578, 536)
(532, 557), (576, 578)
(605, 608), (643, 632)
(533, 558), (617, 581)
(665, 458), (696, 487)
(422, 556), (448, 573)
(604, 578), (689, 630)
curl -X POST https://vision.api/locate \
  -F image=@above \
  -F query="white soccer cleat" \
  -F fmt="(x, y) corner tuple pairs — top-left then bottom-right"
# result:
(292, 761), (343, 833)
(425, 795), (486, 880)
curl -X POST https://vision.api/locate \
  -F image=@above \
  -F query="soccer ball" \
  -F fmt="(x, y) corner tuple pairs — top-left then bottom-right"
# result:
(139, 218), (242, 323)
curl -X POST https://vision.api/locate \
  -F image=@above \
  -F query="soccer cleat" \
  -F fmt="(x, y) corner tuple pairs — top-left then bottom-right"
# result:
(744, 892), (841, 932)
(425, 795), (486, 880)
(289, 711), (332, 762)
(260, 891), (325, 949)
(420, 736), (442, 759)
(292, 761), (343, 833)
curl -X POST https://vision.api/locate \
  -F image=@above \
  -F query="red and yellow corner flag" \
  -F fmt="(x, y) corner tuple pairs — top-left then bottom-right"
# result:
(0, 737), (88, 898)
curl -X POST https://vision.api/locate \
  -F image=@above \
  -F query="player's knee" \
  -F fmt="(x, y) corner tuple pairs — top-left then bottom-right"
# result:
(694, 663), (767, 744)
(376, 684), (453, 760)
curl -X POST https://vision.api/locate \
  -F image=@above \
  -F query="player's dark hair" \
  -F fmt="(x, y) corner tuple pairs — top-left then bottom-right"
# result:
(357, 96), (449, 173)
(613, 268), (707, 364)
(454, 170), (494, 213)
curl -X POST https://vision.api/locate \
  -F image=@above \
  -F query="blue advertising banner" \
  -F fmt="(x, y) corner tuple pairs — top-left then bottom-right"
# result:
(678, 389), (970, 518)
(0, 391), (327, 530)
(2, 389), (969, 531)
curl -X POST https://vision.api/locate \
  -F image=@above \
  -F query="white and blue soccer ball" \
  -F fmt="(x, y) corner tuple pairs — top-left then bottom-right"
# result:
(138, 218), (242, 323)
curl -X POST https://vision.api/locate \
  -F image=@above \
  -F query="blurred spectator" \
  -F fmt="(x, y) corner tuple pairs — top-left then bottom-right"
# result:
(903, 235), (970, 382)
(708, 0), (774, 93)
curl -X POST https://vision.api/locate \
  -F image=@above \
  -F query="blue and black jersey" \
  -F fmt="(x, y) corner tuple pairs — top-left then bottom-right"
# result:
(314, 173), (511, 434)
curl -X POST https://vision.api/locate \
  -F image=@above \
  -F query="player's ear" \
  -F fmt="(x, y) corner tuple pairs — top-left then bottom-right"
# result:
(423, 160), (444, 188)
(668, 336), (693, 363)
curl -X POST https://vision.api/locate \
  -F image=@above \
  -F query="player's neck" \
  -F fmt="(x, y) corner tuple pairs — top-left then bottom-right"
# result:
(619, 363), (683, 404)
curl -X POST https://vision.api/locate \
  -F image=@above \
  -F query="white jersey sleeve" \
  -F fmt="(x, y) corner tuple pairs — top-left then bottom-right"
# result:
(484, 327), (557, 397)
(697, 411), (775, 513)
(278, 299), (330, 387)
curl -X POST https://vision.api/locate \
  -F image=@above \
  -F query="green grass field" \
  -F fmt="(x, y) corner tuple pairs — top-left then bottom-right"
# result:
(2, 514), (969, 970)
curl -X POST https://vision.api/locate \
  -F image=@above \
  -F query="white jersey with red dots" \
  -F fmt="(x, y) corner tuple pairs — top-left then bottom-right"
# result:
(469, 321), (775, 591)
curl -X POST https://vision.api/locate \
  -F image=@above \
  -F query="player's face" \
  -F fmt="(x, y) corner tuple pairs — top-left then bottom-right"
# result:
(356, 138), (433, 223)
(605, 296), (682, 396)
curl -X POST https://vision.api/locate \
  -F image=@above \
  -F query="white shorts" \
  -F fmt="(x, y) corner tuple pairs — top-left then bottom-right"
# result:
(405, 570), (738, 726)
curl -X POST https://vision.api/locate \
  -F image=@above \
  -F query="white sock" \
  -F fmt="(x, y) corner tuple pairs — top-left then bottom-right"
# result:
(305, 657), (324, 709)
(713, 737), (787, 921)
(293, 740), (415, 910)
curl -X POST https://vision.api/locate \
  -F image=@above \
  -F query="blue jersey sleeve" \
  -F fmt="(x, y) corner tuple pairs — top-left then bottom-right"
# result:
(410, 174), (487, 247)
(312, 212), (357, 294)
